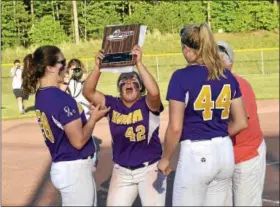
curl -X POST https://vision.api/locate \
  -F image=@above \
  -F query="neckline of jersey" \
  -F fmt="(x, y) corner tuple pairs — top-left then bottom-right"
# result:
(38, 86), (59, 91)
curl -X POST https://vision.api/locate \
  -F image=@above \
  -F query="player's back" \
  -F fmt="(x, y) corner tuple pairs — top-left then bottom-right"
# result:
(167, 65), (241, 141)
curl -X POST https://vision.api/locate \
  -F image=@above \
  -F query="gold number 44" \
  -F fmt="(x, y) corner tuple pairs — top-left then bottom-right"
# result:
(125, 125), (146, 142)
(35, 110), (55, 143)
(194, 84), (231, 121)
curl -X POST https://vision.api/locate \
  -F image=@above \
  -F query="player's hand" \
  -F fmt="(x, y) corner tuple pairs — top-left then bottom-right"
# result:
(130, 45), (142, 65)
(94, 49), (105, 70)
(157, 157), (172, 176)
(88, 103), (110, 122)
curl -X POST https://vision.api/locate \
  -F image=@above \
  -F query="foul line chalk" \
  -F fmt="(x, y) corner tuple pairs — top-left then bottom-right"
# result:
(266, 161), (280, 166)
(262, 199), (280, 204)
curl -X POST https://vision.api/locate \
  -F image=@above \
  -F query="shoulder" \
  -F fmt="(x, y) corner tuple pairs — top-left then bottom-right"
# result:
(47, 88), (77, 108)
(171, 65), (207, 79)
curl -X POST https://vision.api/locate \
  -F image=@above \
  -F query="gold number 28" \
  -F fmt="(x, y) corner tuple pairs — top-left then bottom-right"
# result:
(35, 110), (55, 143)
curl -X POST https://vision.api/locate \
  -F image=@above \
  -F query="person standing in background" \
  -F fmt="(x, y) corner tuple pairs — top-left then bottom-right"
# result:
(218, 41), (267, 206)
(10, 59), (29, 114)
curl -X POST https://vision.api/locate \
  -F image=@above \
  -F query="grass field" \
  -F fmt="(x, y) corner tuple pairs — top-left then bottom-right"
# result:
(1, 30), (279, 120)
(1, 72), (279, 120)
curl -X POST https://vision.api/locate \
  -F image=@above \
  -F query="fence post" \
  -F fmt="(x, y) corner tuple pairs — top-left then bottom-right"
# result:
(156, 56), (160, 81)
(261, 50), (265, 75)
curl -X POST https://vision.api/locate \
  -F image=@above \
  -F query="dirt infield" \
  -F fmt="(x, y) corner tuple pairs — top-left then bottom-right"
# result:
(2, 100), (279, 206)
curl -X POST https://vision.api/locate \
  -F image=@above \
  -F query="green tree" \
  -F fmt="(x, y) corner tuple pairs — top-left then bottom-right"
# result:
(1, 1), (31, 48)
(78, 1), (122, 40)
(29, 15), (70, 45)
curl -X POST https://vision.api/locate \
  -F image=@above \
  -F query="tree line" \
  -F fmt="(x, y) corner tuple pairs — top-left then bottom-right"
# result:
(1, 0), (279, 49)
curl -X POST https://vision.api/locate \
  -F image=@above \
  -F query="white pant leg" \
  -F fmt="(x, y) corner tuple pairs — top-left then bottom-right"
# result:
(172, 140), (219, 206)
(233, 139), (266, 206)
(50, 158), (96, 206)
(204, 137), (235, 206)
(137, 162), (167, 206)
(106, 164), (138, 206)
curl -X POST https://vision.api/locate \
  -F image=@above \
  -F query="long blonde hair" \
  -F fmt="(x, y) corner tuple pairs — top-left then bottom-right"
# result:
(180, 23), (225, 80)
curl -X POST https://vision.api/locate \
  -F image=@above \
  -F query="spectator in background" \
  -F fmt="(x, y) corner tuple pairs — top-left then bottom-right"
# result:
(10, 59), (29, 114)
(217, 41), (267, 206)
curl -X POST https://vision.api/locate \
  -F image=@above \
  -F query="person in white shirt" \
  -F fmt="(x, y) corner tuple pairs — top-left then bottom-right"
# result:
(60, 58), (99, 171)
(10, 59), (29, 114)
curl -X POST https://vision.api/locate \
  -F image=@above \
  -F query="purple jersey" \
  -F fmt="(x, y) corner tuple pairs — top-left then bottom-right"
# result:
(35, 87), (95, 162)
(166, 65), (242, 141)
(105, 95), (163, 167)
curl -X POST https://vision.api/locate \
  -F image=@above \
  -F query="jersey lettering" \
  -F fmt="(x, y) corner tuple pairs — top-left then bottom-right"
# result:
(112, 109), (143, 125)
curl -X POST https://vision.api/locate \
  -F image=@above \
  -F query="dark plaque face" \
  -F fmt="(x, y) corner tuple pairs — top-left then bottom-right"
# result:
(101, 24), (141, 68)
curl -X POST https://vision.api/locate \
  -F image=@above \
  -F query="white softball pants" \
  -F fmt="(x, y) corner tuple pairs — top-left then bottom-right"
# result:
(225, 139), (266, 206)
(173, 136), (235, 206)
(50, 157), (97, 206)
(107, 161), (167, 206)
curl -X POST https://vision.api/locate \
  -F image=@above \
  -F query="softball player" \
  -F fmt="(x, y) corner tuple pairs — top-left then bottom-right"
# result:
(21, 45), (110, 206)
(218, 41), (267, 206)
(83, 45), (167, 206)
(157, 23), (248, 206)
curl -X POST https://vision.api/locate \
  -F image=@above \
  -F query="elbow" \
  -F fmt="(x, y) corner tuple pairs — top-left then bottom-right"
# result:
(170, 124), (182, 137)
(148, 90), (160, 99)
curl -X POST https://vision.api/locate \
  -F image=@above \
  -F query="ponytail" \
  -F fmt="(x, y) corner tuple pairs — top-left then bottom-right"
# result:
(198, 23), (225, 80)
(22, 54), (38, 94)
(180, 23), (225, 80)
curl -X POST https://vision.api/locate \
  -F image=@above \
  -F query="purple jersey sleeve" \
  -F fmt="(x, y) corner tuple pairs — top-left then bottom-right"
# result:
(166, 70), (187, 102)
(58, 96), (81, 126)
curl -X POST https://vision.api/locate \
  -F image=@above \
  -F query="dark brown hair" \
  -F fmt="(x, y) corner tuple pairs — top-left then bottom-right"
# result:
(180, 23), (225, 80)
(22, 45), (61, 94)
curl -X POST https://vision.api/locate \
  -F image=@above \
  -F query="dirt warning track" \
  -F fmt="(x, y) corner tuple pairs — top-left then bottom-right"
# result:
(2, 100), (279, 206)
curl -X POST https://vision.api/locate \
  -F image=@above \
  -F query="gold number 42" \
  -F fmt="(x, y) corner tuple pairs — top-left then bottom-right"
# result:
(35, 110), (55, 143)
(125, 125), (146, 142)
(194, 84), (231, 121)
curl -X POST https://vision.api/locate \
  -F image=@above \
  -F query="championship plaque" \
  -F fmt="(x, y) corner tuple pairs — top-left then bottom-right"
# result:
(100, 24), (146, 70)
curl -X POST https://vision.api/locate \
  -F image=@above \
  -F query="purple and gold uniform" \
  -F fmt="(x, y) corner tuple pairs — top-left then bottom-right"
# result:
(167, 65), (241, 141)
(168, 65), (242, 206)
(105, 95), (163, 167)
(35, 87), (95, 162)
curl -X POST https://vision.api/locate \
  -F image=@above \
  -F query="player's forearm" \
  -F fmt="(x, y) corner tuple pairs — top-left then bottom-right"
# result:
(80, 119), (97, 146)
(136, 62), (160, 97)
(162, 124), (181, 160)
(83, 67), (101, 98)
